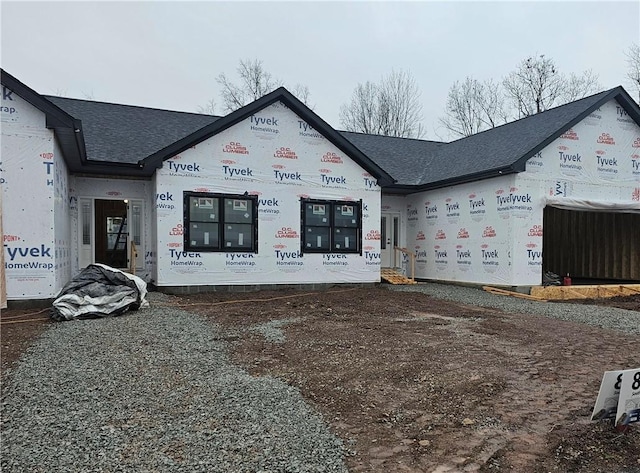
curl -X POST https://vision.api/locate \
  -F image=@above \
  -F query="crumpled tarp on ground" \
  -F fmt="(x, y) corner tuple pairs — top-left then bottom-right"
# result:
(51, 264), (149, 321)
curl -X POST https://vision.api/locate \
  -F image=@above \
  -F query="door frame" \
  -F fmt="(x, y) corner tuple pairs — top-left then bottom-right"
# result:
(95, 199), (129, 268)
(381, 211), (401, 268)
(77, 197), (145, 271)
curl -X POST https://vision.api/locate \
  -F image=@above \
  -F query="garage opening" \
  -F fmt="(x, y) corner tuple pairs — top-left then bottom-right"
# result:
(542, 206), (640, 284)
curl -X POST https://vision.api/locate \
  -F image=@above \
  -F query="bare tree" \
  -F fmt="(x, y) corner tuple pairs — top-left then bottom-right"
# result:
(211, 58), (312, 113)
(340, 70), (425, 138)
(439, 77), (508, 137)
(503, 54), (600, 118)
(339, 81), (379, 135)
(561, 69), (601, 103)
(290, 83), (311, 108)
(216, 59), (281, 113)
(197, 98), (217, 115)
(625, 43), (640, 103)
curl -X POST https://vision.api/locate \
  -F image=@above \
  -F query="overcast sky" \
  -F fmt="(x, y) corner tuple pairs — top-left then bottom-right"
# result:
(2, 1), (638, 141)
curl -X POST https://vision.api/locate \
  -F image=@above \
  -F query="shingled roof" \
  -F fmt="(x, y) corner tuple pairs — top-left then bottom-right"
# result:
(6, 64), (637, 190)
(45, 96), (220, 165)
(340, 132), (445, 186)
(41, 89), (395, 185)
(342, 86), (640, 192)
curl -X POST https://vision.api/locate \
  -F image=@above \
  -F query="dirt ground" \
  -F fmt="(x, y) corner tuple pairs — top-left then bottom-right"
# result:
(2, 288), (639, 472)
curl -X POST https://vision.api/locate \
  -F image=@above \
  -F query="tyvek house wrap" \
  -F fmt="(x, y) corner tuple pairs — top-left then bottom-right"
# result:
(392, 98), (640, 287)
(154, 101), (382, 287)
(518, 98), (640, 209)
(402, 174), (519, 286)
(1, 85), (59, 299)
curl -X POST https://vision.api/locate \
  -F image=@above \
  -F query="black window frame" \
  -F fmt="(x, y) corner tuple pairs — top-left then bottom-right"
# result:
(300, 198), (362, 254)
(183, 191), (258, 252)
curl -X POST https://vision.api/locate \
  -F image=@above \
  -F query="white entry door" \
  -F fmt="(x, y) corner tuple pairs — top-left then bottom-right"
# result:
(381, 212), (400, 268)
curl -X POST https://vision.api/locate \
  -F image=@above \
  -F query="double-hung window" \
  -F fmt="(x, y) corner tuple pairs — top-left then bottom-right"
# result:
(184, 192), (258, 252)
(301, 199), (361, 253)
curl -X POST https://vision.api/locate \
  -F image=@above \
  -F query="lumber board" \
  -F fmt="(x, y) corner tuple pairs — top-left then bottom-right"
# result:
(381, 269), (417, 285)
(530, 284), (640, 300)
(482, 286), (546, 301)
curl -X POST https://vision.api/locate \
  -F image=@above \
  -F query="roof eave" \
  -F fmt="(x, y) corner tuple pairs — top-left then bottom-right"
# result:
(386, 166), (518, 194)
(1, 68), (87, 168)
(66, 159), (150, 177)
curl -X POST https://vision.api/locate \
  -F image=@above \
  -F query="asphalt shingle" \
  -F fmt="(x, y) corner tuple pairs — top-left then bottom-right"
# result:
(342, 89), (616, 188)
(339, 132), (444, 186)
(43, 86), (633, 189)
(44, 96), (220, 164)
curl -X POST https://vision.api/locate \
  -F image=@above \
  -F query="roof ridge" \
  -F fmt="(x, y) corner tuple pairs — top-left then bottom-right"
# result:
(339, 129), (445, 144)
(43, 95), (221, 118)
(446, 86), (619, 145)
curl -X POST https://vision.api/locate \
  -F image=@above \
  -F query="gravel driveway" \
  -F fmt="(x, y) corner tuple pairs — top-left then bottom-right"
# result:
(2, 284), (638, 473)
(1, 293), (347, 473)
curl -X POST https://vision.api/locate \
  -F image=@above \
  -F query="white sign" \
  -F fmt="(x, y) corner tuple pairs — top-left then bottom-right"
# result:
(591, 368), (640, 426)
(616, 368), (640, 427)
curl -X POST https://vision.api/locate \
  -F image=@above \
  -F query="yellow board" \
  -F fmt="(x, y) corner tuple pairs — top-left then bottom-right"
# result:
(530, 284), (640, 300)
(482, 286), (546, 301)
(380, 268), (417, 285)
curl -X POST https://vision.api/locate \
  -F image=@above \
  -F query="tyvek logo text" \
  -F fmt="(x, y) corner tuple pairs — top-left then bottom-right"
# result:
(258, 197), (280, 215)
(481, 246), (499, 268)
(156, 192), (175, 210)
(226, 253), (256, 267)
(364, 250), (381, 266)
(1, 86), (16, 115)
(323, 254), (348, 266)
(251, 115), (279, 134)
(456, 245), (472, 266)
(4, 244), (54, 270)
(298, 120), (323, 139)
(425, 202), (438, 222)
(526, 243), (542, 267)
(275, 249), (303, 266)
(167, 161), (201, 176)
(223, 165), (254, 180)
(169, 249), (203, 266)
(596, 150), (618, 174)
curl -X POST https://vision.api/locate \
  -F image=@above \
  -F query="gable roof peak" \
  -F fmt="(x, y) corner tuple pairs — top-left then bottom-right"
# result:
(139, 84), (396, 185)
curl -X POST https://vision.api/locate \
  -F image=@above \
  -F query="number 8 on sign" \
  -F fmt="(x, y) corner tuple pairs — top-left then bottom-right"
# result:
(616, 369), (640, 427)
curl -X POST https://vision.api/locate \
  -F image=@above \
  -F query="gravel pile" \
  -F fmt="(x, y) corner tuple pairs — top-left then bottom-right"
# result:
(1, 296), (347, 473)
(390, 283), (640, 335)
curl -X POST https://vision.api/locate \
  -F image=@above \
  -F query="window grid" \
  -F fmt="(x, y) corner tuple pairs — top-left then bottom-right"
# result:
(301, 199), (362, 254)
(184, 192), (258, 252)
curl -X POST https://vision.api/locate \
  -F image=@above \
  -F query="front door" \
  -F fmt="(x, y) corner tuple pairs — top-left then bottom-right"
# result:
(95, 199), (128, 268)
(381, 212), (400, 268)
